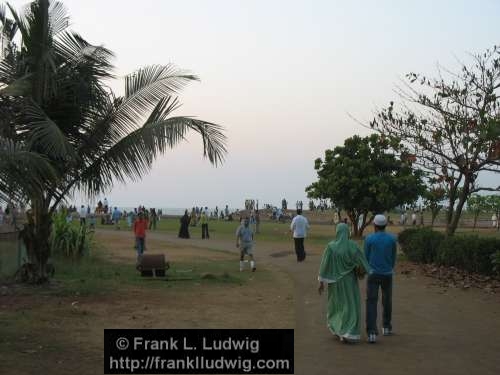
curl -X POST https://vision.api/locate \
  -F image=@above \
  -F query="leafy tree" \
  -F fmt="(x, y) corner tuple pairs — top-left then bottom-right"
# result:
(370, 47), (500, 235)
(422, 186), (447, 227)
(306, 134), (424, 237)
(0, 1), (227, 282)
(467, 194), (489, 230)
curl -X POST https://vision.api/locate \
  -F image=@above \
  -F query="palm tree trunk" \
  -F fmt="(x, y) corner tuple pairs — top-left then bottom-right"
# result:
(33, 209), (51, 282)
(20, 198), (52, 283)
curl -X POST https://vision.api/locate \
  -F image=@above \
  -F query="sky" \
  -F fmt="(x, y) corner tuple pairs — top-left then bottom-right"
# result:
(11, 0), (500, 209)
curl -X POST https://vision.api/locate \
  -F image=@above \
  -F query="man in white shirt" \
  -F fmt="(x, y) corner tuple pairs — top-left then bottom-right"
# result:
(290, 209), (310, 262)
(79, 205), (87, 226)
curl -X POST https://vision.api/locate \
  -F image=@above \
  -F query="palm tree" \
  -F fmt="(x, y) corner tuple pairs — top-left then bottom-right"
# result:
(0, 0), (227, 282)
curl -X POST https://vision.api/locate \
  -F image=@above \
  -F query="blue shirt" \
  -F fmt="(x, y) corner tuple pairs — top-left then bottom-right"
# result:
(364, 231), (397, 275)
(112, 210), (121, 221)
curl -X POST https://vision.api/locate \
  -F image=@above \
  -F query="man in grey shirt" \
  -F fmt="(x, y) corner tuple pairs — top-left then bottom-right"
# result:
(236, 217), (256, 272)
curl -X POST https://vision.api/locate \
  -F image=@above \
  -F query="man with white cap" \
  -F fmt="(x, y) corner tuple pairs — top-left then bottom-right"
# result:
(364, 214), (397, 343)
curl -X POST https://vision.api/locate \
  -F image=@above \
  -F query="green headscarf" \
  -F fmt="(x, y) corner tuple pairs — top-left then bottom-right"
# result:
(318, 223), (370, 283)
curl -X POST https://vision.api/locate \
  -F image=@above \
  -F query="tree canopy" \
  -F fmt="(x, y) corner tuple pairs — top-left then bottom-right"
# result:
(370, 46), (500, 235)
(306, 134), (424, 237)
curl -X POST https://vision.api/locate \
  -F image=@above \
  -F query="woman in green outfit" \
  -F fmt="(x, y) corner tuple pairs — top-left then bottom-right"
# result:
(318, 222), (370, 342)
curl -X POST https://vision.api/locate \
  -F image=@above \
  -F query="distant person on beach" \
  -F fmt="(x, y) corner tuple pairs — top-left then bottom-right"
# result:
(178, 210), (191, 239)
(112, 207), (121, 230)
(127, 210), (134, 228)
(89, 213), (96, 230)
(364, 214), (397, 344)
(318, 222), (370, 343)
(236, 217), (256, 272)
(104, 197), (109, 213)
(190, 208), (197, 226)
(149, 208), (158, 230)
(79, 205), (87, 226)
(290, 208), (310, 262)
(255, 210), (261, 234)
(492, 214), (498, 229)
(200, 210), (209, 239)
(133, 212), (148, 259)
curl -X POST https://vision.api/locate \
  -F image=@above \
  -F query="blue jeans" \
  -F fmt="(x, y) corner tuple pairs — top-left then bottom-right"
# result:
(366, 274), (393, 335)
(136, 237), (145, 256)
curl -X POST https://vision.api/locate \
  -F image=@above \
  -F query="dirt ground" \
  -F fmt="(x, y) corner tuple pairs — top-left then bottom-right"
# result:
(139, 230), (500, 375)
(1, 228), (500, 375)
(0, 233), (294, 375)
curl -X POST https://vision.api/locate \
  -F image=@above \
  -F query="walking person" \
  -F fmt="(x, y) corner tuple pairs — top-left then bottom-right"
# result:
(318, 223), (370, 343)
(236, 217), (256, 272)
(411, 211), (417, 226)
(255, 210), (261, 234)
(127, 210), (134, 228)
(200, 210), (209, 239)
(133, 212), (148, 260)
(290, 209), (309, 262)
(178, 209), (191, 239)
(149, 208), (158, 230)
(79, 205), (87, 226)
(112, 207), (121, 230)
(190, 208), (197, 226)
(364, 214), (397, 343)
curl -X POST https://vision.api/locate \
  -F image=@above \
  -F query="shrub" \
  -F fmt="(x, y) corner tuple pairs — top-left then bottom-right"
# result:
(437, 236), (500, 275)
(50, 210), (93, 259)
(397, 228), (444, 263)
(492, 251), (500, 277)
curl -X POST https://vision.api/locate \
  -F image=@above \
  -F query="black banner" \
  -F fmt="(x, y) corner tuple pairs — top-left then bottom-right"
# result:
(104, 329), (294, 374)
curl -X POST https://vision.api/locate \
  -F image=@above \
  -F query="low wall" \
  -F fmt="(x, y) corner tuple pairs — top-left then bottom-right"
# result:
(0, 229), (22, 279)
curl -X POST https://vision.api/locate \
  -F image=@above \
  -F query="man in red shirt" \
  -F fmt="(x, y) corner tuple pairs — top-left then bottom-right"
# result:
(133, 212), (149, 258)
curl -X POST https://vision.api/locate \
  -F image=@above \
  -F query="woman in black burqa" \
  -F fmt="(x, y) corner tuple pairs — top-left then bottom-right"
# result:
(178, 209), (191, 238)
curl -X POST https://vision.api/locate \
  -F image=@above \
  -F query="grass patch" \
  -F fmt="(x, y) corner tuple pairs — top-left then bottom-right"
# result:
(97, 218), (340, 246)
(48, 251), (262, 297)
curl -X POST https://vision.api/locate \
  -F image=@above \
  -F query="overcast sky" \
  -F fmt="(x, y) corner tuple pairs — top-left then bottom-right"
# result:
(11, 0), (500, 209)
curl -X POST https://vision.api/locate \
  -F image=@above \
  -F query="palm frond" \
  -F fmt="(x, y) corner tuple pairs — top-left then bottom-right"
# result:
(0, 74), (32, 95)
(112, 64), (198, 134)
(0, 138), (57, 202)
(21, 99), (76, 159)
(76, 101), (226, 196)
(0, 4), (18, 40)
(124, 64), (197, 98)
(6, 2), (28, 42)
(54, 31), (114, 78)
(48, 0), (69, 36)
(0, 55), (20, 86)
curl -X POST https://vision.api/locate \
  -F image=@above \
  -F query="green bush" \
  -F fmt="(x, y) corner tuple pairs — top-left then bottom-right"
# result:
(50, 210), (93, 258)
(492, 251), (500, 277)
(437, 236), (500, 275)
(397, 228), (444, 263)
